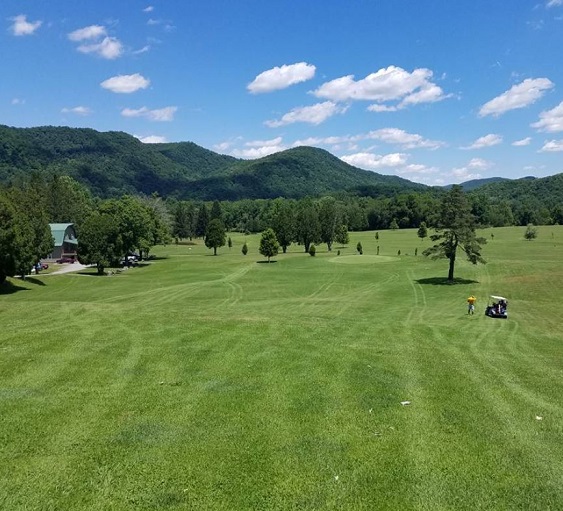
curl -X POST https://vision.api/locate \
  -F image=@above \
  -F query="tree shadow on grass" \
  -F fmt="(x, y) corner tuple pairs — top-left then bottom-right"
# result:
(256, 260), (278, 264)
(24, 277), (46, 286)
(416, 277), (479, 286)
(0, 280), (30, 294)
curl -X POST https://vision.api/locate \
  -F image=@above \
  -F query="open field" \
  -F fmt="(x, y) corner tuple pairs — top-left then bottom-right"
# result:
(2, 226), (563, 510)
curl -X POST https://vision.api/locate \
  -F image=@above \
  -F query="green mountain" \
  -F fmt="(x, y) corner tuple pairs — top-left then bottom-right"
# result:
(2, 125), (561, 207)
(0, 125), (425, 200)
(447, 177), (510, 191)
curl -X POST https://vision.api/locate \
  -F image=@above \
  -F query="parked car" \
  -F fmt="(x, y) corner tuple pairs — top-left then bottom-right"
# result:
(56, 257), (75, 264)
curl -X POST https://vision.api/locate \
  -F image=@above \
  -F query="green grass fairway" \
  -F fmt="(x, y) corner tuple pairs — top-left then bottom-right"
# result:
(2, 226), (563, 510)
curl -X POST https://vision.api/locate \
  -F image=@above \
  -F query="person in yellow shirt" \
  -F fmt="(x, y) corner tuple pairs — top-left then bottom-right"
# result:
(467, 295), (476, 315)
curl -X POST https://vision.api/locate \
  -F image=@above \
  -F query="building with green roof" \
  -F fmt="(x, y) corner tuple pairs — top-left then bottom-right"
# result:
(48, 223), (78, 260)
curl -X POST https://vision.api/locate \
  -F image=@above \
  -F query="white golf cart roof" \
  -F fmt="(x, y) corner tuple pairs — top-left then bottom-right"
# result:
(490, 295), (507, 301)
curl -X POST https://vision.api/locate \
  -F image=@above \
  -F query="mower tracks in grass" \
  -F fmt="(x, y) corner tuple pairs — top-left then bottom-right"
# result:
(405, 270), (427, 326)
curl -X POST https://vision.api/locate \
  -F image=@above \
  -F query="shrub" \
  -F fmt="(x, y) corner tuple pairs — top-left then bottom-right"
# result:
(309, 244), (316, 256)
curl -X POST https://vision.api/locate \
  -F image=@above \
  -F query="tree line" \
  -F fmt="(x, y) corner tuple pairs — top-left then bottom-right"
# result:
(0, 170), (553, 283)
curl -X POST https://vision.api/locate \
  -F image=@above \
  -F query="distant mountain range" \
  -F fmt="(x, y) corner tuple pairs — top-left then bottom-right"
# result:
(1, 125), (562, 207)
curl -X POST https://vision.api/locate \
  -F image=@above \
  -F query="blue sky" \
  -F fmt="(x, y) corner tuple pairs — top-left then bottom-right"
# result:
(2, 1), (563, 185)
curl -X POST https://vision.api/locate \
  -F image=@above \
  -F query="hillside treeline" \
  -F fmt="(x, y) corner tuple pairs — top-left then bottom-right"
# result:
(2, 172), (562, 281)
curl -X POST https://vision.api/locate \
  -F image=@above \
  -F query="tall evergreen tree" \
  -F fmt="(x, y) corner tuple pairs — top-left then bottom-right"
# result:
(423, 185), (486, 281)
(195, 204), (210, 238)
(204, 218), (226, 255)
(210, 200), (223, 221)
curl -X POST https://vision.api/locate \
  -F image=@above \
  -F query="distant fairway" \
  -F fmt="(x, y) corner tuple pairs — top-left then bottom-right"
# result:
(330, 254), (398, 264)
(2, 226), (563, 510)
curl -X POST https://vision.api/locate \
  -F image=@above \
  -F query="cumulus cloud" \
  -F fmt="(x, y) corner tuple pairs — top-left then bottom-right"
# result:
(248, 62), (316, 94)
(539, 139), (563, 151)
(367, 104), (398, 113)
(265, 101), (347, 127)
(478, 78), (554, 117)
(9, 14), (42, 36)
(395, 164), (439, 179)
(313, 66), (449, 109)
(531, 101), (563, 132)
(547, 0), (562, 7)
(68, 25), (106, 41)
(137, 135), (167, 143)
(364, 128), (445, 150)
(143, 6), (155, 12)
(61, 106), (92, 116)
(121, 106), (177, 121)
(77, 36), (123, 59)
(512, 137), (532, 146)
(340, 152), (408, 170)
(68, 24), (123, 59)
(462, 134), (503, 149)
(228, 137), (287, 158)
(101, 74), (150, 93)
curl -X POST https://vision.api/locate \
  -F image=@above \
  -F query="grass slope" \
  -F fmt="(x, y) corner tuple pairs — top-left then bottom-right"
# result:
(1, 227), (563, 509)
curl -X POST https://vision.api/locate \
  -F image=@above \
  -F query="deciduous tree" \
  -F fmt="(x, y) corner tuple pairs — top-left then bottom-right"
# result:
(259, 228), (279, 262)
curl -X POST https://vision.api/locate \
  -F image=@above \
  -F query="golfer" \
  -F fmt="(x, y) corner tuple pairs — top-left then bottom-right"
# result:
(467, 295), (476, 315)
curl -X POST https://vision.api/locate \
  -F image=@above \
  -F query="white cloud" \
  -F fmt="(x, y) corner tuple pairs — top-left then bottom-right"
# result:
(143, 6), (155, 12)
(447, 158), (493, 182)
(61, 106), (92, 116)
(512, 137), (532, 146)
(230, 138), (287, 158)
(547, 0), (563, 7)
(293, 135), (351, 147)
(539, 139), (563, 151)
(121, 106), (177, 121)
(367, 104), (398, 112)
(133, 45), (151, 54)
(340, 152), (408, 170)
(101, 74), (150, 93)
(466, 158), (493, 170)
(68, 25), (106, 41)
(364, 128), (445, 150)
(478, 78), (554, 117)
(265, 101), (347, 127)
(137, 135), (167, 143)
(77, 36), (123, 59)
(462, 134), (503, 149)
(244, 137), (283, 148)
(396, 164), (439, 175)
(248, 62), (316, 94)
(313, 66), (449, 109)
(11, 98), (25, 105)
(9, 14), (42, 36)
(531, 101), (563, 132)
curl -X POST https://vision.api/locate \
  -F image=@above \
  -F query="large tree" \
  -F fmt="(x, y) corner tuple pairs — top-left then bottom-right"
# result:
(318, 196), (338, 251)
(423, 186), (487, 281)
(259, 228), (279, 263)
(0, 194), (35, 284)
(296, 199), (320, 253)
(195, 204), (210, 238)
(77, 211), (122, 275)
(270, 199), (296, 253)
(98, 196), (151, 258)
(204, 218), (226, 255)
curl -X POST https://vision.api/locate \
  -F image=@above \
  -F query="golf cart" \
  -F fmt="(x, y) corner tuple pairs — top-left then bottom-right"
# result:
(485, 295), (508, 319)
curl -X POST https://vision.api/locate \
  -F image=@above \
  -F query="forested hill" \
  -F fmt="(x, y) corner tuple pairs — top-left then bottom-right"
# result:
(0, 125), (425, 200)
